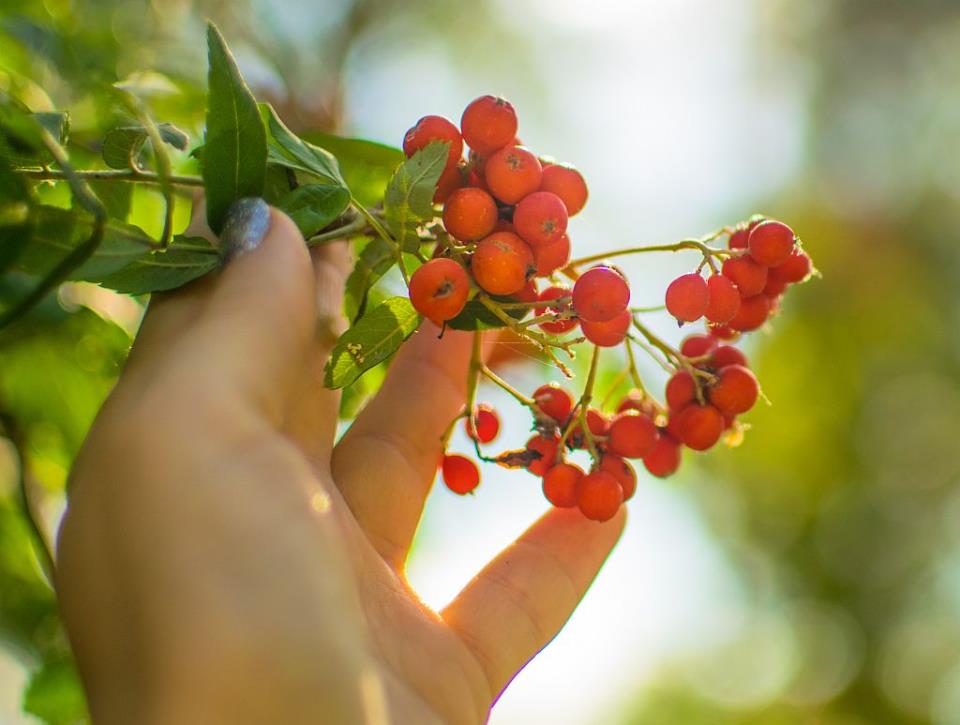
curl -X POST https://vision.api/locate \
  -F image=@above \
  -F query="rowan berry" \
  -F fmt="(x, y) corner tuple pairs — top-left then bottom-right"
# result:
(728, 227), (749, 250)
(408, 258), (471, 324)
(607, 410), (657, 459)
(572, 266), (631, 322)
(705, 274), (741, 324)
(763, 275), (788, 298)
(512, 280), (539, 304)
(599, 454), (637, 501)
(748, 220), (795, 267)
(571, 409), (609, 449)
(581, 309), (631, 347)
(539, 163), (588, 216)
(665, 370), (696, 410)
(674, 403), (724, 451)
(466, 403), (500, 443)
(442, 187), (498, 241)
(680, 334), (717, 359)
(708, 364), (759, 416)
(535, 286), (578, 334)
(617, 390), (660, 418)
(403, 115), (463, 168)
(484, 146), (542, 204)
(727, 294), (771, 332)
(709, 345), (749, 369)
(461, 95), (518, 156)
(665, 273), (708, 323)
(526, 434), (560, 476)
(434, 164), (463, 203)
(442, 454), (480, 494)
(643, 433), (681, 477)
(513, 191), (568, 247)
(471, 231), (534, 295)
(533, 383), (575, 422)
(708, 323), (740, 341)
(533, 233), (571, 277)
(543, 463), (583, 508)
(721, 256), (768, 297)
(769, 248), (812, 284)
(577, 471), (623, 521)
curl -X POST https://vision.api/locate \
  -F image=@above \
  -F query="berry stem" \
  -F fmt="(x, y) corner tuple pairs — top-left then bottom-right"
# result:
(477, 295), (577, 376)
(577, 345), (603, 464)
(479, 364), (536, 408)
(565, 236), (734, 272)
(630, 304), (667, 314)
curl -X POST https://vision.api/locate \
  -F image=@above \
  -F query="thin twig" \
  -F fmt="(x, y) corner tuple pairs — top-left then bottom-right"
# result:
(17, 167), (203, 186)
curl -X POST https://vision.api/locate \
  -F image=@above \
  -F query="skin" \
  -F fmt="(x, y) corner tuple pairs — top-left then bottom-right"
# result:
(56, 203), (626, 724)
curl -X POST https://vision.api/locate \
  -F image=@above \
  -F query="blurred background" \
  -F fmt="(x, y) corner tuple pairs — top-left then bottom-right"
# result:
(2, 0), (960, 722)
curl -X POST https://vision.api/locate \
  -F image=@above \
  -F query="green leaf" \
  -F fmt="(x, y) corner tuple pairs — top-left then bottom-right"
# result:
(102, 122), (189, 170)
(303, 132), (403, 207)
(383, 142), (447, 252)
(277, 184), (350, 238)
(203, 22), (267, 234)
(446, 295), (528, 331)
(0, 156), (34, 273)
(262, 164), (294, 204)
(258, 103), (345, 187)
(33, 112), (70, 145)
(97, 236), (219, 294)
(0, 100), (48, 166)
(343, 237), (394, 322)
(22, 658), (88, 725)
(86, 179), (133, 221)
(324, 296), (420, 389)
(14, 206), (153, 281)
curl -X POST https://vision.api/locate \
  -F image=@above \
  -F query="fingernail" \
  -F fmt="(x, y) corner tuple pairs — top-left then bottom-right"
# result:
(220, 197), (271, 264)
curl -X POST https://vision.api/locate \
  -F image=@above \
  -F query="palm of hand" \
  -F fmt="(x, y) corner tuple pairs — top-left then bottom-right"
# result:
(56, 210), (624, 724)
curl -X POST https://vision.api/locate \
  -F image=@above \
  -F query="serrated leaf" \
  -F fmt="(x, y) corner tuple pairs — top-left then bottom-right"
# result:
(303, 132), (403, 206)
(102, 122), (189, 170)
(258, 103), (345, 187)
(203, 22), (267, 234)
(383, 142), (447, 252)
(343, 237), (395, 322)
(22, 658), (88, 724)
(97, 236), (219, 294)
(14, 205), (153, 280)
(277, 184), (350, 238)
(0, 155), (34, 273)
(324, 296), (420, 389)
(446, 296), (528, 331)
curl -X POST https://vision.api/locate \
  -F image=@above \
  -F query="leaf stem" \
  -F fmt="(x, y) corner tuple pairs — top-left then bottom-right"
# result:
(352, 200), (408, 285)
(306, 214), (368, 246)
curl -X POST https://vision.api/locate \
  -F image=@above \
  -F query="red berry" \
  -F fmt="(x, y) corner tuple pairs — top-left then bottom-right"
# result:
(680, 334), (717, 359)
(709, 345), (748, 369)
(466, 403), (500, 443)
(535, 286), (578, 334)
(763, 275), (788, 298)
(674, 404), (724, 451)
(581, 309), (631, 347)
(460, 95), (518, 156)
(665, 370), (696, 410)
(599, 455), (637, 501)
(526, 434), (560, 477)
(484, 146), (542, 204)
(728, 227), (749, 250)
(748, 220), (795, 267)
(607, 410), (657, 459)
(513, 191), (569, 247)
(533, 233), (571, 277)
(571, 409), (609, 449)
(708, 364), (759, 416)
(512, 279), (539, 304)
(705, 274), (741, 324)
(543, 463), (583, 508)
(769, 249), (812, 284)
(434, 164), (463, 203)
(404, 115), (463, 168)
(722, 256), (768, 297)
(442, 187), (498, 241)
(572, 266), (631, 322)
(534, 383), (575, 422)
(643, 433), (681, 478)
(728, 294), (771, 332)
(442, 454), (480, 494)
(539, 163), (588, 216)
(617, 390), (660, 418)
(577, 471), (623, 521)
(409, 258), (471, 324)
(665, 273), (708, 323)
(471, 231), (534, 295)
(708, 323), (740, 341)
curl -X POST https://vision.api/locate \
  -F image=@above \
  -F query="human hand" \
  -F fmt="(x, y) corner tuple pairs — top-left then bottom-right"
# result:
(56, 197), (625, 724)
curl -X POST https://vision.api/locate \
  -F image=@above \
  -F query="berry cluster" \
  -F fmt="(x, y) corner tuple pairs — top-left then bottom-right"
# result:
(400, 95), (815, 523)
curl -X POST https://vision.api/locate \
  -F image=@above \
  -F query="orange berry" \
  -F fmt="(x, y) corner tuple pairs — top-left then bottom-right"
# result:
(539, 163), (588, 215)
(408, 258), (470, 324)
(442, 187), (498, 241)
(471, 232), (534, 295)
(484, 146), (542, 204)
